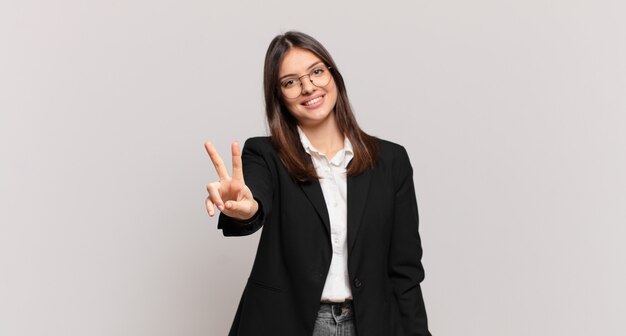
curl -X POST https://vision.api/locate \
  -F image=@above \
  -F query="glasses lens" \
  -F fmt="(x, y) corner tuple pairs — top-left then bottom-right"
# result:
(310, 67), (331, 88)
(280, 67), (332, 99)
(282, 83), (301, 99)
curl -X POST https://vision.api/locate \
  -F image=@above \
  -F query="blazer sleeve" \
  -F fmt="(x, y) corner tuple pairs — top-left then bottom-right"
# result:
(218, 137), (273, 236)
(389, 145), (431, 336)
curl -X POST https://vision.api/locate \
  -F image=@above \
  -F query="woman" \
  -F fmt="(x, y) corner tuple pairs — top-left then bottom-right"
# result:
(205, 31), (431, 336)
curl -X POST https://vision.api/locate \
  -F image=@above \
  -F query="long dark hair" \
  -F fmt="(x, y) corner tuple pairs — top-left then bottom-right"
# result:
(263, 31), (379, 183)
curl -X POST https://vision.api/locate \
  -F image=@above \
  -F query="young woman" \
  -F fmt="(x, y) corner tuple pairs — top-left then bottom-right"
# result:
(205, 31), (431, 336)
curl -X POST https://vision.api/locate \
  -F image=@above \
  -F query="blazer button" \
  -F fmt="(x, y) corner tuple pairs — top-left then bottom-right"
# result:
(353, 277), (362, 288)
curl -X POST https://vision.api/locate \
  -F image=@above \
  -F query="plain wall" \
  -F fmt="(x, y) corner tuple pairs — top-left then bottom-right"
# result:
(1, 0), (624, 335)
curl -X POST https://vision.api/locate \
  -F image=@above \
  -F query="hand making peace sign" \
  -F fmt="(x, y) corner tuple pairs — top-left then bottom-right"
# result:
(204, 141), (258, 220)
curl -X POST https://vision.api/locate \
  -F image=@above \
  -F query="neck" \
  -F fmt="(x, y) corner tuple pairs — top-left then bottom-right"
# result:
(299, 114), (344, 157)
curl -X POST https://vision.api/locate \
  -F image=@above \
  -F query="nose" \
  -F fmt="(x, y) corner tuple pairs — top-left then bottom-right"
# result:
(299, 75), (316, 95)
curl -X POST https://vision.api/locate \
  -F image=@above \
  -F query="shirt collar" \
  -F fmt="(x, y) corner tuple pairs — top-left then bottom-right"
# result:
(297, 126), (354, 168)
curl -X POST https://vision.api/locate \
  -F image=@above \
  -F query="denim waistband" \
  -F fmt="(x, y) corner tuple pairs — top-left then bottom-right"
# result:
(316, 300), (354, 323)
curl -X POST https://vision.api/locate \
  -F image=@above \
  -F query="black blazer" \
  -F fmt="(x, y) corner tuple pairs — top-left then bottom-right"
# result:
(218, 136), (431, 336)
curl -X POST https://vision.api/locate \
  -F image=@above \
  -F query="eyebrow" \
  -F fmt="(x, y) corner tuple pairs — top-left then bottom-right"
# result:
(279, 61), (324, 81)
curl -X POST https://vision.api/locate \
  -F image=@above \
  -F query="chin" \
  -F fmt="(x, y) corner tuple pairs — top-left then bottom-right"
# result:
(299, 110), (334, 126)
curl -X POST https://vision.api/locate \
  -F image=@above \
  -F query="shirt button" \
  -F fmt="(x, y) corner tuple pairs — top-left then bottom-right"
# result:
(353, 278), (362, 288)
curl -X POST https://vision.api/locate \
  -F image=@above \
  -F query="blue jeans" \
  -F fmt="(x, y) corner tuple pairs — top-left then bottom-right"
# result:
(312, 301), (357, 336)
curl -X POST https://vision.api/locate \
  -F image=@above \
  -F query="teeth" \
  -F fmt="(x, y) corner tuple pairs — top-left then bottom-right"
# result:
(304, 97), (322, 106)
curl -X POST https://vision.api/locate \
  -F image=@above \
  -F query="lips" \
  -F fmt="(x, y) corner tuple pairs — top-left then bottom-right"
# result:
(301, 95), (324, 107)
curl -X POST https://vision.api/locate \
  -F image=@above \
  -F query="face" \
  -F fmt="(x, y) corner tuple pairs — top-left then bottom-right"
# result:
(278, 47), (338, 128)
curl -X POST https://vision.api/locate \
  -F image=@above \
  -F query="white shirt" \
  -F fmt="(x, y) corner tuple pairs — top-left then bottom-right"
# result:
(297, 126), (354, 302)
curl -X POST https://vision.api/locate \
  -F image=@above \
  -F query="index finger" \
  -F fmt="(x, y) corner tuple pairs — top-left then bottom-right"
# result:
(231, 141), (243, 181)
(204, 141), (230, 180)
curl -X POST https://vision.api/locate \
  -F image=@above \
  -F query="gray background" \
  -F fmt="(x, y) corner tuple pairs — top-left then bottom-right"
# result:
(1, 0), (624, 335)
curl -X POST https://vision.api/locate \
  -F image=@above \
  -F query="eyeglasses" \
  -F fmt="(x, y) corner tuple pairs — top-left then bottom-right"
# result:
(279, 66), (333, 99)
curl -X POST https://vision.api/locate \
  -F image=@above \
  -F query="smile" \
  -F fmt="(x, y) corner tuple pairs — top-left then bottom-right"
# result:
(302, 96), (324, 106)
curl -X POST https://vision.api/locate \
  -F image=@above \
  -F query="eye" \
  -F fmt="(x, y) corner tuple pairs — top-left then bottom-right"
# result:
(311, 68), (325, 76)
(282, 79), (295, 88)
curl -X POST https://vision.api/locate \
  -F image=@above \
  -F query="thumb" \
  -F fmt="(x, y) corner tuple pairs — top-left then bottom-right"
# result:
(224, 199), (257, 220)
(224, 199), (249, 213)
(224, 200), (237, 211)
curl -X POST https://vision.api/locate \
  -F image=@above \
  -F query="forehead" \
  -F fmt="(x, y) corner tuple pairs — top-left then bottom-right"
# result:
(279, 48), (323, 76)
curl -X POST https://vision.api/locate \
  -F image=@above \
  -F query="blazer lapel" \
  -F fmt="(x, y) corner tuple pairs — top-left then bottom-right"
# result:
(347, 169), (372, 254)
(298, 165), (373, 249)
(299, 181), (331, 237)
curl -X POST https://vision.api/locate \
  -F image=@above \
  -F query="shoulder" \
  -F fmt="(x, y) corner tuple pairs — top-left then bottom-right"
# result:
(374, 138), (414, 188)
(244, 136), (271, 147)
(242, 136), (274, 155)
(376, 138), (410, 163)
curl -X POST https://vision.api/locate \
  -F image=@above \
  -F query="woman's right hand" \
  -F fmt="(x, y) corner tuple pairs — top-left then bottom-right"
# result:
(204, 141), (259, 220)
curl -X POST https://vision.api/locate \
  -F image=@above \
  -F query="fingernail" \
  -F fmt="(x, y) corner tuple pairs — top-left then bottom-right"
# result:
(217, 204), (223, 211)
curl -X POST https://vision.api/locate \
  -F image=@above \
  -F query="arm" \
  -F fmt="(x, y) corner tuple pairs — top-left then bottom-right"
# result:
(389, 145), (431, 336)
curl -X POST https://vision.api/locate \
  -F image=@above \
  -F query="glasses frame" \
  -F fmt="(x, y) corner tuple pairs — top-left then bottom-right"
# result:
(280, 66), (333, 99)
